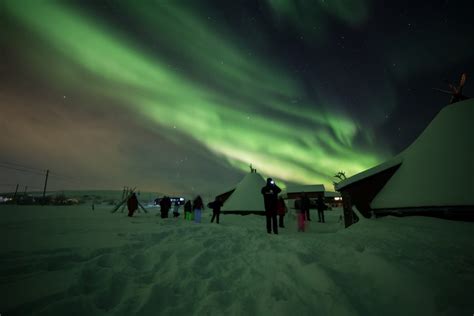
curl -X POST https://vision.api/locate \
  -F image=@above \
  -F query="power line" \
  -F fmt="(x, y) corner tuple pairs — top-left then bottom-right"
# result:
(0, 183), (21, 187)
(0, 161), (46, 173)
(0, 164), (46, 176)
(48, 171), (80, 181)
(1, 164), (123, 190)
(0, 164), (78, 183)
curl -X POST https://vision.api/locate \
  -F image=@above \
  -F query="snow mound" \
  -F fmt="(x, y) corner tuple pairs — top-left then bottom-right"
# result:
(0, 204), (473, 315)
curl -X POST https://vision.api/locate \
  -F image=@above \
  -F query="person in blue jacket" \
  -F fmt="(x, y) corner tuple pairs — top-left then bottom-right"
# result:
(193, 196), (204, 223)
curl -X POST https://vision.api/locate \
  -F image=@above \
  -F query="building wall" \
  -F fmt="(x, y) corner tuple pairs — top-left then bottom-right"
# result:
(338, 164), (401, 218)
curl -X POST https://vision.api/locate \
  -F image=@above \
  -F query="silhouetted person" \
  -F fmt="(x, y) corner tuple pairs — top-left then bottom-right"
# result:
(127, 193), (138, 217)
(261, 178), (281, 234)
(159, 196), (172, 218)
(277, 197), (287, 228)
(300, 193), (311, 221)
(316, 195), (327, 223)
(193, 196), (204, 223)
(208, 197), (223, 224)
(184, 200), (192, 220)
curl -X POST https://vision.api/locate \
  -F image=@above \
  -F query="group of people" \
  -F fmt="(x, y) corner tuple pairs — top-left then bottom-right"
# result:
(126, 177), (327, 233)
(296, 193), (328, 232)
(127, 192), (223, 224)
(158, 196), (210, 223)
(183, 196), (206, 223)
(261, 177), (328, 234)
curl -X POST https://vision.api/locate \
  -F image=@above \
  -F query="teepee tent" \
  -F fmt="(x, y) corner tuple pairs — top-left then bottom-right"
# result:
(220, 171), (267, 214)
(336, 99), (474, 220)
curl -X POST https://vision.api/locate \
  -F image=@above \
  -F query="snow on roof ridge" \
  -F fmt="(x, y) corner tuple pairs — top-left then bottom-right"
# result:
(370, 98), (474, 208)
(285, 184), (325, 192)
(335, 156), (403, 191)
(337, 99), (474, 193)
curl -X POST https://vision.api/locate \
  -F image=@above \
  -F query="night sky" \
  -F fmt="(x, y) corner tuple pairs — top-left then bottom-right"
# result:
(1, 0), (473, 197)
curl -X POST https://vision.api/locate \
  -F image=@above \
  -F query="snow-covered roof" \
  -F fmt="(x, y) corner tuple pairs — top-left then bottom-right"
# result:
(221, 172), (267, 212)
(338, 99), (474, 209)
(335, 156), (403, 191)
(285, 184), (325, 193)
(371, 99), (474, 209)
(324, 191), (341, 198)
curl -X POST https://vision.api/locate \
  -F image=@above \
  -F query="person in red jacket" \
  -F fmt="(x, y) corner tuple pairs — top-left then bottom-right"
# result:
(277, 197), (287, 228)
(127, 193), (138, 217)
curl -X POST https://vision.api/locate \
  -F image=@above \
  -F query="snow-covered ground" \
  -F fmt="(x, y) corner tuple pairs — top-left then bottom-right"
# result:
(0, 203), (473, 315)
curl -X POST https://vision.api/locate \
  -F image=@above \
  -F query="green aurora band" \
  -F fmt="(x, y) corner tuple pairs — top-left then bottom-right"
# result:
(267, 0), (370, 34)
(5, 1), (387, 189)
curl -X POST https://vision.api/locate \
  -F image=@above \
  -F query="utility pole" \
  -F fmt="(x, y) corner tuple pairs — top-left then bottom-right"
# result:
(42, 169), (49, 205)
(13, 183), (19, 201)
(23, 185), (28, 196)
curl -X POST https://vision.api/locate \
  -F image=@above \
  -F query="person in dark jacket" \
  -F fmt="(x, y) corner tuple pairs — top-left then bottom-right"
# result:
(300, 193), (311, 221)
(159, 196), (172, 218)
(261, 178), (281, 234)
(127, 193), (138, 217)
(208, 197), (223, 224)
(193, 196), (204, 223)
(316, 195), (327, 223)
(184, 200), (192, 220)
(276, 197), (287, 228)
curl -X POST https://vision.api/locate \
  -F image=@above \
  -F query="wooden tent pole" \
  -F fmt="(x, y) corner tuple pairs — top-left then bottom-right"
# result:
(138, 201), (148, 213)
(13, 183), (19, 203)
(111, 187), (136, 213)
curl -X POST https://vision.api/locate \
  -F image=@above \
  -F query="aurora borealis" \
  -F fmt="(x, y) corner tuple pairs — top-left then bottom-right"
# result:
(1, 1), (473, 196)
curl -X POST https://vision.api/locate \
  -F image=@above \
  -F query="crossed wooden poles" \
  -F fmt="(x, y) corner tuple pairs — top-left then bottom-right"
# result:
(111, 186), (148, 214)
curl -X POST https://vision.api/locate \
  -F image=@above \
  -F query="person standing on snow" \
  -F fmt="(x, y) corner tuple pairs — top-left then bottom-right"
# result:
(277, 196), (287, 228)
(296, 195), (307, 232)
(127, 193), (138, 217)
(208, 197), (223, 224)
(261, 178), (281, 234)
(184, 200), (192, 220)
(159, 196), (172, 218)
(193, 196), (204, 223)
(316, 195), (327, 223)
(300, 193), (311, 221)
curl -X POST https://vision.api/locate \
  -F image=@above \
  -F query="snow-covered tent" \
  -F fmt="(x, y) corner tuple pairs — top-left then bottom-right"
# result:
(336, 99), (474, 219)
(220, 171), (267, 214)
